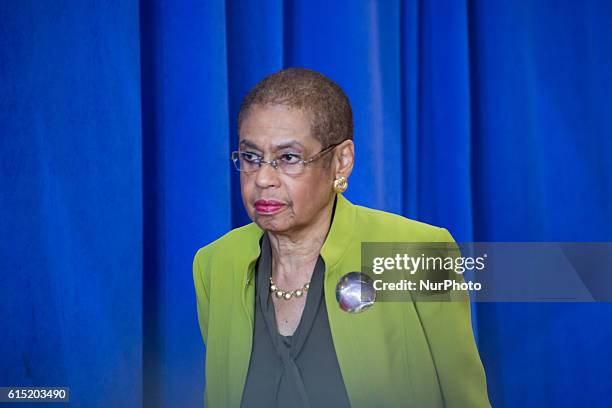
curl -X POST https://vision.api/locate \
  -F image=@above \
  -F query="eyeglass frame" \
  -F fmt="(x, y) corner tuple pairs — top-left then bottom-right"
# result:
(230, 141), (343, 174)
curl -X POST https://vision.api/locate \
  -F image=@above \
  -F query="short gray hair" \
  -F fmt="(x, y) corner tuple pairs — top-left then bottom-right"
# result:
(238, 67), (354, 147)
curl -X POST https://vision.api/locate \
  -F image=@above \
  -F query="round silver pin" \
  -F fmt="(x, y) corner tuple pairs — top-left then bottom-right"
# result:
(335, 272), (376, 313)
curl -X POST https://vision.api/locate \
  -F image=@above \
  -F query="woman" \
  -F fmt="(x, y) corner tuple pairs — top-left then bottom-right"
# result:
(193, 68), (490, 407)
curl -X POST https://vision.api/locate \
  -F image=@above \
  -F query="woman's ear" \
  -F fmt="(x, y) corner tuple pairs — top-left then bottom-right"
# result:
(334, 140), (354, 178)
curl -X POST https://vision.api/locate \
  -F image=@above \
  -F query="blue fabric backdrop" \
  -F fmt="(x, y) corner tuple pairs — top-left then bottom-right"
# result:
(1, 1), (611, 407)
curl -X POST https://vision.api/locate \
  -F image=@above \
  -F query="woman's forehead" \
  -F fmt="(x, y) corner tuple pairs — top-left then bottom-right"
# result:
(239, 105), (321, 150)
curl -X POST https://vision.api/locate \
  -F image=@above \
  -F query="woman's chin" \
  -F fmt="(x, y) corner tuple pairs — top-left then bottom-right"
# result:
(254, 216), (292, 233)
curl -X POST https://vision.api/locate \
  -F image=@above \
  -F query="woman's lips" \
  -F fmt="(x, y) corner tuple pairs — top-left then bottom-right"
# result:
(254, 199), (286, 215)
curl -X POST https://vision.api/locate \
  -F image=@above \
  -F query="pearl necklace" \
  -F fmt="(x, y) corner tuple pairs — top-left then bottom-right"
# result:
(269, 276), (310, 300)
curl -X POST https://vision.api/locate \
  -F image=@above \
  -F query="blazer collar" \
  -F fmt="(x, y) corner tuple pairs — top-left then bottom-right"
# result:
(241, 192), (357, 280)
(320, 192), (357, 269)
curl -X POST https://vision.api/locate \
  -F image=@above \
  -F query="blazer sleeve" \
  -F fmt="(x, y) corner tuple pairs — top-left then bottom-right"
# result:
(193, 247), (210, 346)
(413, 227), (491, 408)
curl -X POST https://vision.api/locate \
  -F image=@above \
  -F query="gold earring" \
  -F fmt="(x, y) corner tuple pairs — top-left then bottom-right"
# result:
(333, 176), (348, 193)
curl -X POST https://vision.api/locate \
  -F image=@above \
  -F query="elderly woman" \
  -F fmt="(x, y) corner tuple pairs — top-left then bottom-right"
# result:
(193, 68), (489, 407)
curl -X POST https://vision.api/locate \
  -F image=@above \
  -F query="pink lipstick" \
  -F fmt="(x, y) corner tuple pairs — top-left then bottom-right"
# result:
(254, 199), (286, 215)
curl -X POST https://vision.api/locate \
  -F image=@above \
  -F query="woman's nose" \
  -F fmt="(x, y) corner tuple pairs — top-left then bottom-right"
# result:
(254, 161), (281, 188)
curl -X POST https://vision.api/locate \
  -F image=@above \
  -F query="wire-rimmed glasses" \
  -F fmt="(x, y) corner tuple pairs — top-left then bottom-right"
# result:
(230, 142), (341, 175)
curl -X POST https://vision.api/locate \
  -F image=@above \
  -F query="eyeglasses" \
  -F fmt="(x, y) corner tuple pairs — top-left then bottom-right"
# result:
(231, 142), (342, 175)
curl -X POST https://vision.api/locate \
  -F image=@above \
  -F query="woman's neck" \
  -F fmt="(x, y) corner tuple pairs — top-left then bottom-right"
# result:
(267, 198), (335, 284)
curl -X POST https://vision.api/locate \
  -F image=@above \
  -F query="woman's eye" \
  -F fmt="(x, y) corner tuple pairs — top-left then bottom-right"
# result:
(280, 154), (301, 164)
(240, 152), (260, 163)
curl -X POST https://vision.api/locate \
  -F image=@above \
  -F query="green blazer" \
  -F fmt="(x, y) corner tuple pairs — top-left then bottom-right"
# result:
(193, 193), (490, 407)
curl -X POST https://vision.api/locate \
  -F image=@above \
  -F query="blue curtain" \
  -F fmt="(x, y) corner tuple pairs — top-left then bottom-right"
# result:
(1, 1), (611, 407)
(1, 1), (143, 407)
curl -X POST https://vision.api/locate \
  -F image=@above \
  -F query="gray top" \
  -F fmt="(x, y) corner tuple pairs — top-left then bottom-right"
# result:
(240, 231), (351, 408)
